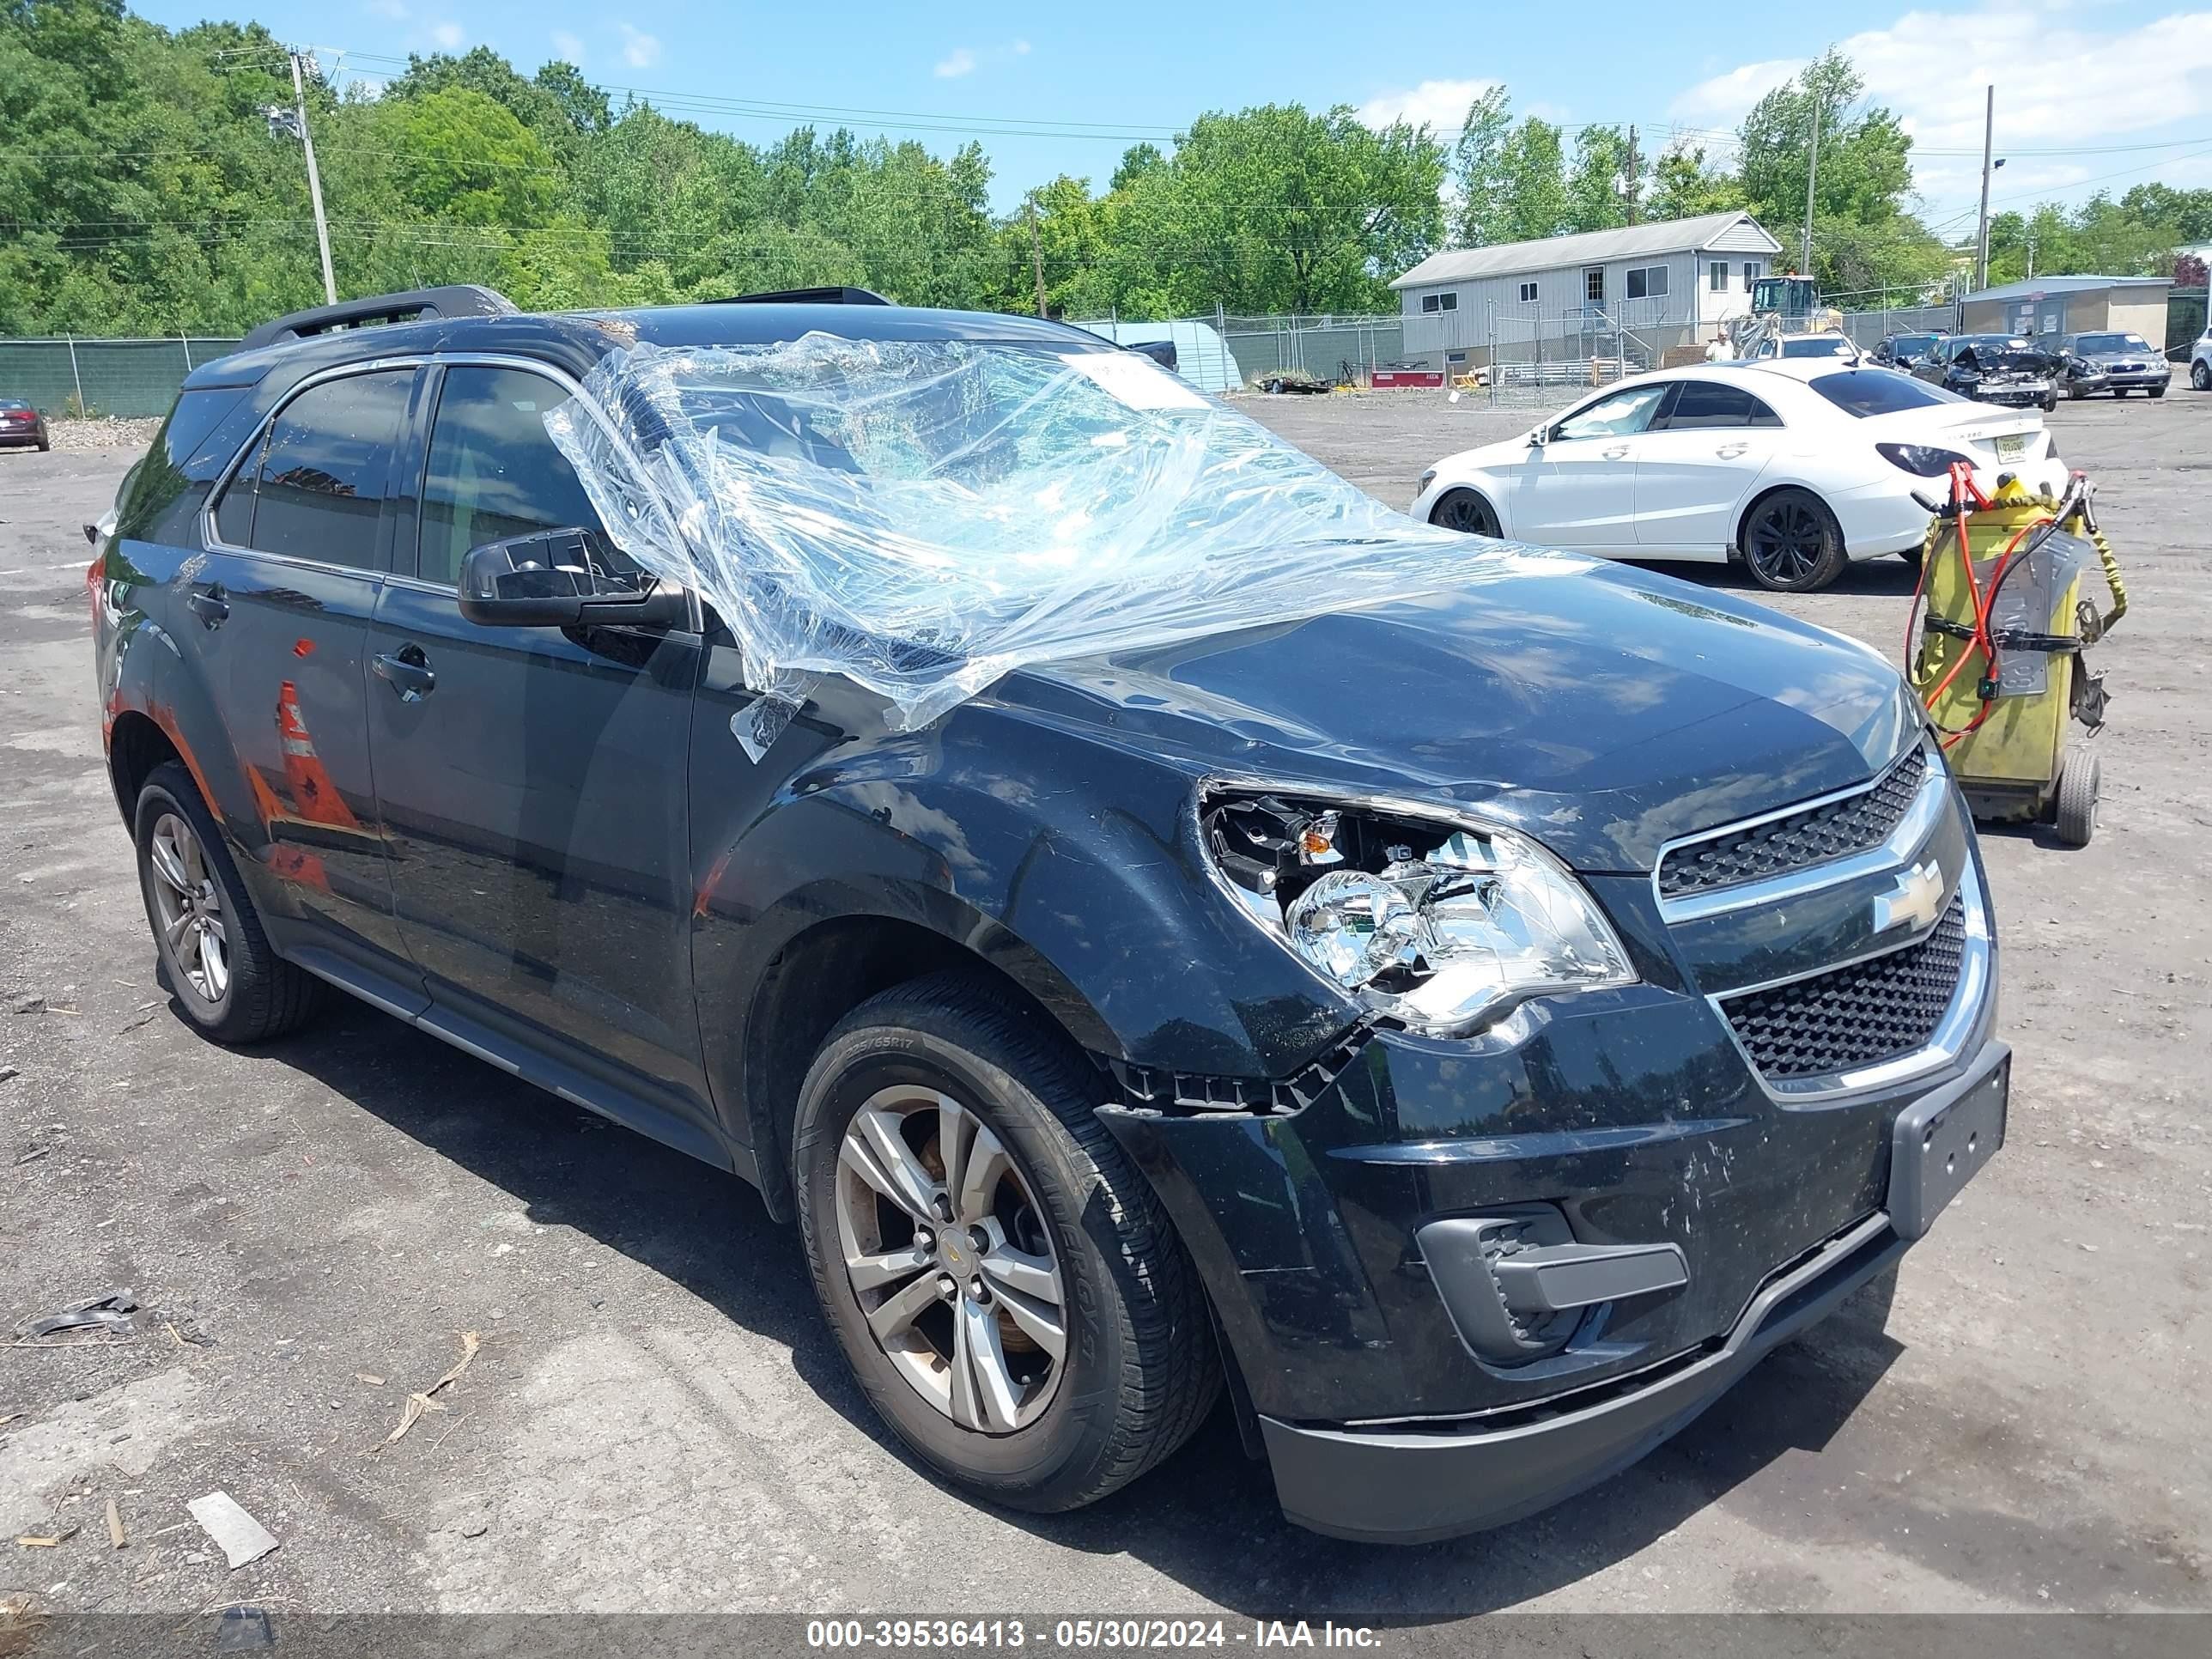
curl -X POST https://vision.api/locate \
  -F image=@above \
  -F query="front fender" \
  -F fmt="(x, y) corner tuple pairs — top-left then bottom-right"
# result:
(686, 703), (1363, 1149)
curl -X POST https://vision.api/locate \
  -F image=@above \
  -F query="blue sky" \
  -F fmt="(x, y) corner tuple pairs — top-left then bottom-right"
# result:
(137, 0), (2212, 230)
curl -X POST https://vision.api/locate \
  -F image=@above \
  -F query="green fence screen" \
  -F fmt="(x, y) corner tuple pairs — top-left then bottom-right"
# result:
(0, 337), (245, 419)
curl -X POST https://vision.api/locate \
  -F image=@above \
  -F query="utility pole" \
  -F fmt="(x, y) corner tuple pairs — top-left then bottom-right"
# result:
(1025, 196), (1047, 319)
(1800, 99), (1820, 276)
(270, 50), (337, 306)
(1624, 125), (1640, 225)
(1974, 84), (1995, 294)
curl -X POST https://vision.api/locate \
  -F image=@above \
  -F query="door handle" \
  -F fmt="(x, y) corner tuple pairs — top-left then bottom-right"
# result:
(1716, 442), (1749, 459)
(185, 586), (228, 629)
(1602, 444), (1630, 459)
(372, 646), (436, 702)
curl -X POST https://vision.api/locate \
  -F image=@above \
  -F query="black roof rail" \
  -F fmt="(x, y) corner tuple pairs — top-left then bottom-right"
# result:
(705, 286), (893, 307)
(240, 285), (520, 352)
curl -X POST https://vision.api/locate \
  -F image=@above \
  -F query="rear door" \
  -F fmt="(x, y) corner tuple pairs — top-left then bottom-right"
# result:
(197, 365), (419, 974)
(365, 359), (714, 1127)
(1632, 379), (1785, 554)
(1516, 380), (1674, 551)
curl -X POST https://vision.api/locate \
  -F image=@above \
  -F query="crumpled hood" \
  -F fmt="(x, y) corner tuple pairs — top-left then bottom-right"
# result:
(1965, 349), (2056, 377)
(1001, 560), (1918, 872)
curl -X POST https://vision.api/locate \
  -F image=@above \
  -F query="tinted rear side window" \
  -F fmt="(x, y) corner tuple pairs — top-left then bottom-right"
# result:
(416, 366), (614, 586)
(244, 371), (414, 569)
(1808, 371), (1962, 417)
(1661, 381), (1783, 429)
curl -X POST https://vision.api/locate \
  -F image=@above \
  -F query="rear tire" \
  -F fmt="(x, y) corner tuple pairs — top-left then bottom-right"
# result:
(793, 971), (1219, 1515)
(2054, 748), (2100, 848)
(2040, 392), (2057, 412)
(132, 762), (322, 1043)
(1429, 488), (1502, 538)
(2191, 361), (2210, 392)
(1740, 488), (1848, 593)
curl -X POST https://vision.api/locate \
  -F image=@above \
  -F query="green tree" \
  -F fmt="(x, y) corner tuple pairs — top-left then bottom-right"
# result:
(1449, 83), (1511, 246)
(1645, 143), (1743, 222)
(1493, 118), (1567, 242)
(1565, 125), (1635, 234)
(1735, 50), (1917, 288)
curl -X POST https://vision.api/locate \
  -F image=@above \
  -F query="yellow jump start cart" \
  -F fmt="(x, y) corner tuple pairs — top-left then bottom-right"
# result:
(1907, 468), (2127, 847)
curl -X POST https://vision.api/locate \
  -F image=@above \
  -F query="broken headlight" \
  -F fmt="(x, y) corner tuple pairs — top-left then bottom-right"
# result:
(1203, 790), (1635, 1036)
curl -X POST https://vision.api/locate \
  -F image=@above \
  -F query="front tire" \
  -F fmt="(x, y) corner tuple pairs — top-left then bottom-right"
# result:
(1429, 487), (1502, 538)
(2191, 361), (2210, 392)
(793, 972), (1219, 1514)
(2148, 384), (2166, 399)
(2041, 391), (2058, 411)
(1740, 489), (1848, 592)
(133, 762), (321, 1043)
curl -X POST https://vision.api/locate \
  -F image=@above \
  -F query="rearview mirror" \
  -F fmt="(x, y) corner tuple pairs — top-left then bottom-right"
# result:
(457, 529), (686, 629)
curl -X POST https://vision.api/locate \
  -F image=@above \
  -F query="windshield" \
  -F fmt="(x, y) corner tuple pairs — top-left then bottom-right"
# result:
(1809, 370), (1966, 416)
(1782, 336), (1853, 357)
(2076, 333), (2150, 354)
(548, 334), (1577, 755)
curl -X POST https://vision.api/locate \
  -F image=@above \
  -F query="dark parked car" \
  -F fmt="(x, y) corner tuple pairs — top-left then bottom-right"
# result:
(1870, 331), (1944, 370)
(1913, 333), (2058, 410)
(2045, 331), (2170, 399)
(0, 398), (50, 450)
(90, 285), (2007, 1544)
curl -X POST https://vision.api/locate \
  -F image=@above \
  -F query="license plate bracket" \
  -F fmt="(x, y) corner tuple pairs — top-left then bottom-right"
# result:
(1995, 434), (2027, 461)
(1889, 1050), (2008, 1240)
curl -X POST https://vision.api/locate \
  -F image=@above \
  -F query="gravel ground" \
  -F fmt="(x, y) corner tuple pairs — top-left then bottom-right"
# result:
(43, 417), (163, 454)
(0, 390), (2205, 1633)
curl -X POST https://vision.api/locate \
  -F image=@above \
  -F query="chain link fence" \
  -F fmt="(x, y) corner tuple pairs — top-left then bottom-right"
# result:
(0, 337), (242, 418)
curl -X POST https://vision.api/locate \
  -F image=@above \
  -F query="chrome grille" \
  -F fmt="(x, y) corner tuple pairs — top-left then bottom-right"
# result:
(1719, 896), (1967, 1081)
(1659, 749), (1928, 901)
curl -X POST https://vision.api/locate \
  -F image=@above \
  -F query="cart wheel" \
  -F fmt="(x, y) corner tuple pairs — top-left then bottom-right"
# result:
(2054, 749), (2100, 847)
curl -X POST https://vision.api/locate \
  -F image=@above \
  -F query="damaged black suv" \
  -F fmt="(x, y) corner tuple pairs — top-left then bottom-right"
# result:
(91, 284), (2006, 1543)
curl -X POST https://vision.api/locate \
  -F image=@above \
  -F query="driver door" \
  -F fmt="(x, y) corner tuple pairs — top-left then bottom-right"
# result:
(1517, 380), (1674, 551)
(364, 359), (715, 1133)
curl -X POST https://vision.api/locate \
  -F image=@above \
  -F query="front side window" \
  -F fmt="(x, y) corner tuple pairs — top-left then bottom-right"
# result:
(417, 365), (616, 586)
(1553, 381), (1671, 441)
(1661, 380), (1782, 430)
(231, 370), (414, 568)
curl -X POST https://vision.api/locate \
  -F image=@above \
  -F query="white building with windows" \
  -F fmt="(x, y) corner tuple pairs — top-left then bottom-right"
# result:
(1390, 211), (1784, 371)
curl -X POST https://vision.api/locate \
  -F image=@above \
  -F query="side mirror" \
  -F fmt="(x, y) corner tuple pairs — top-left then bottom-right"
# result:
(457, 529), (686, 629)
(1528, 427), (1548, 447)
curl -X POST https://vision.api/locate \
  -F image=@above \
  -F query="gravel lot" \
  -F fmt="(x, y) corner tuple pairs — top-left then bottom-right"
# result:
(0, 386), (2206, 1631)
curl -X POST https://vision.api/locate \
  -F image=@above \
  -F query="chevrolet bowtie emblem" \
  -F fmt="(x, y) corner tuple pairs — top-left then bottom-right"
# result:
(1874, 859), (1946, 935)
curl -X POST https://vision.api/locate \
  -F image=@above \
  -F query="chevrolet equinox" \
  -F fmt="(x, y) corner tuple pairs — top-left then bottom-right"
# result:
(89, 284), (2008, 1543)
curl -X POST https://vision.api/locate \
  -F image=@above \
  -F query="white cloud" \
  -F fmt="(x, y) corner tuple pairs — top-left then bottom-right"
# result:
(934, 46), (976, 79)
(365, 0), (409, 19)
(1355, 77), (1499, 137)
(1013, 40), (1031, 56)
(428, 20), (464, 50)
(1672, 5), (2212, 219)
(618, 23), (661, 68)
(552, 30), (585, 64)
(1668, 57), (1802, 132)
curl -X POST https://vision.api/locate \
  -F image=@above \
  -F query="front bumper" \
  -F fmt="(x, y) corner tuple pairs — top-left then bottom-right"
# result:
(1969, 380), (2052, 406)
(1100, 778), (2002, 1543)
(2087, 369), (2168, 392)
(1260, 1031), (2006, 1543)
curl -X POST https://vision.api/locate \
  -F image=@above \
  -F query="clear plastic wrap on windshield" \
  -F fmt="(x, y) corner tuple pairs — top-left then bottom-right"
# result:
(544, 333), (1585, 758)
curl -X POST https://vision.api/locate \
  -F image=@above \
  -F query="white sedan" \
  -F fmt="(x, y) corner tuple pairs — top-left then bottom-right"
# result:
(1413, 360), (2066, 592)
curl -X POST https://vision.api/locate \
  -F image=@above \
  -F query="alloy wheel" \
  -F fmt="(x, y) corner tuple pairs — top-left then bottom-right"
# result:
(1434, 492), (1500, 538)
(147, 811), (229, 1003)
(1746, 499), (1825, 586)
(834, 1085), (1068, 1433)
